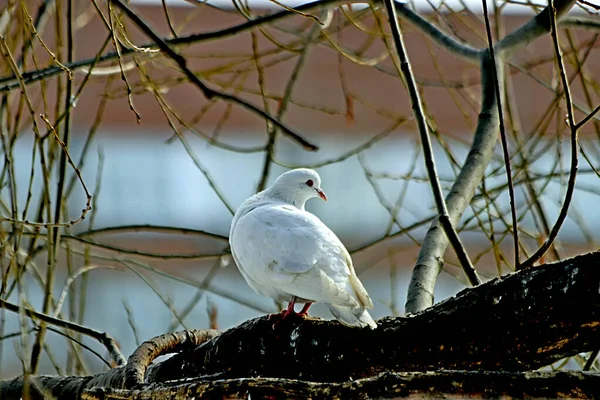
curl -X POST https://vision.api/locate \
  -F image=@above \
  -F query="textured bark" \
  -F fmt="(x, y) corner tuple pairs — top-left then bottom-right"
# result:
(0, 330), (218, 400)
(148, 251), (600, 382)
(2, 251), (600, 399)
(0, 375), (92, 400)
(82, 371), (600, 399)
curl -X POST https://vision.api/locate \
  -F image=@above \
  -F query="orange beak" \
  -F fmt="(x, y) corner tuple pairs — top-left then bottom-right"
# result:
(316, 188), (327, 201)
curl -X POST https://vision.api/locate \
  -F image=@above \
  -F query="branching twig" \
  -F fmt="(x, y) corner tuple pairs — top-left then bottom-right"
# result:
(108, 0), (318, 151)
(256, 24), (320, 192)
(0, 299), (125, 366)
(518, 0), (579, 270)
(405, 0), (578, 313)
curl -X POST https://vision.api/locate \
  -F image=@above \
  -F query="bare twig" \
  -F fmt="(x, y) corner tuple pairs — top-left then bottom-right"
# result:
(77, 225), (228, 241)
(383, 0), (480, 286)
(108, 0), (318, 151)
(160, 0), (178, 38)
(577, 0), (600, 10)
(0, 299), (125, 366)
(257, 24), (320, 192)
(518, 0), (579, 270)
(575, 104), (600, 130)
(405, 0), (578, 313)
(481, 0), (519, 268)
(107, 2), (142, 123)
(62, 235), (228, 260)
(54, 265), (120, 317)
(45, 326), (113, 368)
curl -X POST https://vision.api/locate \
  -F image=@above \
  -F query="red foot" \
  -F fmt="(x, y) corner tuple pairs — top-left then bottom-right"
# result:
(271, 299), (313, 329)
(298, 302), (312, 316)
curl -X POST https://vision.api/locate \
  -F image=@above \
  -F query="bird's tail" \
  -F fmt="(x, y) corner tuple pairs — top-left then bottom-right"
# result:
(328, 305), (377, 329)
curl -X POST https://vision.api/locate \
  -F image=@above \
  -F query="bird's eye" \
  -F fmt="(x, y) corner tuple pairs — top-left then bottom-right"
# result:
(305, 179), (314, 187)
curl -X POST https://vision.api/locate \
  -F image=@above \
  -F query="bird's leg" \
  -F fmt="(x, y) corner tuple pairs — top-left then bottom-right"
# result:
(272, 298), (313, 329)
(271, 297), (297, 329)
(280, 297), (297, 319)
(298, 302), (312, 316)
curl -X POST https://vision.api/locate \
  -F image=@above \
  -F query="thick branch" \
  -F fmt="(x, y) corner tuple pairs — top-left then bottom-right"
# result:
(496, 0), (578, 55)
(83, 371), (600, 399)
(3, 252), (600, 399)
(149, 251), (600, 382)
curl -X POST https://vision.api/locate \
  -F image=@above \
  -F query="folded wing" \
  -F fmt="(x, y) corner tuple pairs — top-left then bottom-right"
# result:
(232, 204), (363, 307)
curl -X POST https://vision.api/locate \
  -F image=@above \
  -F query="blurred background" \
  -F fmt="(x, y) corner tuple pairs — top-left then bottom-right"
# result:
(1, 0), (599, 378)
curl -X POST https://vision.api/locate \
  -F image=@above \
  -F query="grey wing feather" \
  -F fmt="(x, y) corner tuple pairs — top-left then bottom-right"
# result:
(328, 304), (377, 329)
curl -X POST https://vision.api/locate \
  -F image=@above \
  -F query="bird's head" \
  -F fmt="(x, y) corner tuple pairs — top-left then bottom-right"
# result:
(267, 168), (327, 209)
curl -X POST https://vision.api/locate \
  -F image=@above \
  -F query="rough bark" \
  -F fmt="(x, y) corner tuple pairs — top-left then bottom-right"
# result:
(2, 251), (600, 399)
(149, 250), (600, 382)
(82, 371), (600, 399)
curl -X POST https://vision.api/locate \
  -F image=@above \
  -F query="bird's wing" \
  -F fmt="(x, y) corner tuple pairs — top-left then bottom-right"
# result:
(231, 203), (359, 307)
(340, 246), (374, 309)
(233, 204), (329, 274)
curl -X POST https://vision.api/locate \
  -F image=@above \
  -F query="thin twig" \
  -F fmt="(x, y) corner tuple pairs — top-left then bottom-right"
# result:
(358, 152), (423, 248)
(273, 117), (408, 169)
(577, 0), (600, 10)
(44, 115), (92, 224)
(167, 259), (222, 332)
(108, 0), (318, 151)
(0, 298), (125, 366)
(575, 104), (600, 130)
(45, 326), (112, 368)
(116, 260), (190, 331)
(160, 0), (178, 38)
(77, 224), (228, 241)
(253, 29), (275, 193)
(62, 235), (229, 260)
(123, 299), (141, 347)
(54, 265), (120, 317)
(383, 0), (480, 286)
(481, 0), (520, 268)
(109, 15), (142, 122)
(518, 0), (579, 270)
(584, 349), (599, 371)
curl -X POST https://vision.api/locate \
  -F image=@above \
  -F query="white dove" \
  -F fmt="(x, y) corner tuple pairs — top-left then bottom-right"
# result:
(229, 168), (377, 329)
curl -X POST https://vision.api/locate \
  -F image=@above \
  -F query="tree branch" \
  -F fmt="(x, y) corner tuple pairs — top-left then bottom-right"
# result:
(383, 0), (480, 285)
(405, 0), (577, 313)
(83, 371), (600, 399)
(3, 251), (600, 399)
(0, 299), (125, 367)
(0, 0), (485, 94)
(149, 251), (600, 382)
(108, 0), (318, 151)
